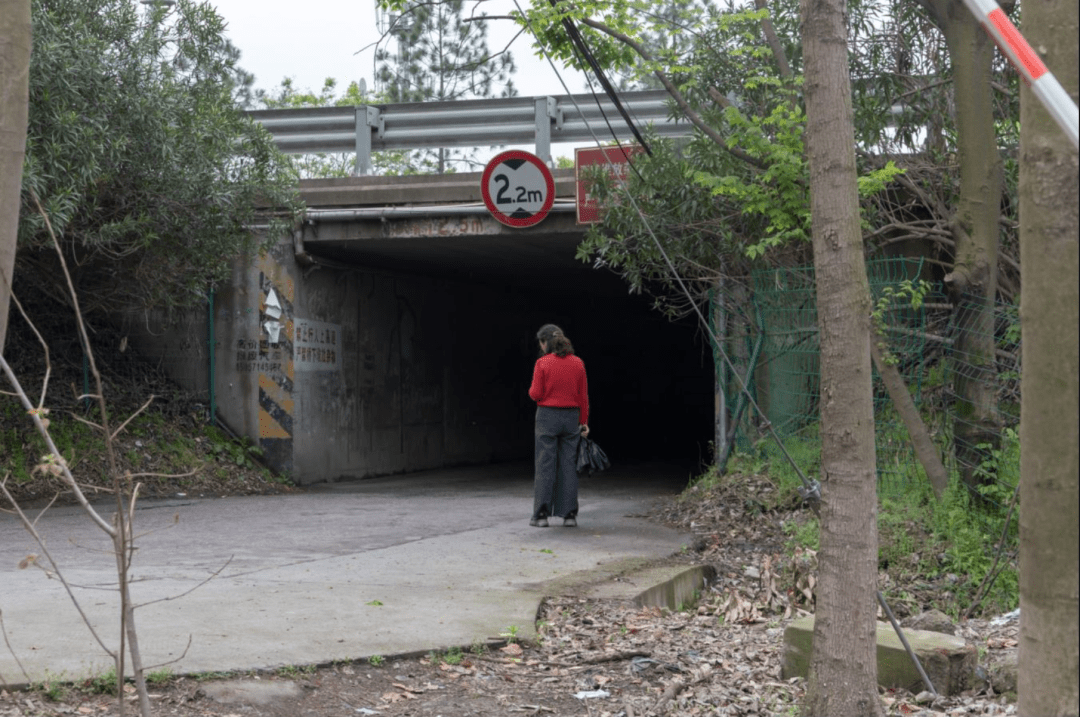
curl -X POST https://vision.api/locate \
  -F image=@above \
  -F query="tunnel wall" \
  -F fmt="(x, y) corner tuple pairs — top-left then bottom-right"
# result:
(209, 238), (566, 484)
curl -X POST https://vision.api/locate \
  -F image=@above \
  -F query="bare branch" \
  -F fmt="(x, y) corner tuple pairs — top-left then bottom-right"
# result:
(707, 87), (733, 109)
(30, 191), (122, 486)
(124, 466), (201, 481)
(135, 556), (235, 610)
(753, 0), (793, 80)
(110, 395), (157, 442)
(0, 355), (116, 536)
(29, 491), (60, 532)
(9, 291), (52, 409)
(69, 412), (106, 432)
(140, 635), (193, 672)
(892, 78), (950, 104)
(0, 608), (31, 687)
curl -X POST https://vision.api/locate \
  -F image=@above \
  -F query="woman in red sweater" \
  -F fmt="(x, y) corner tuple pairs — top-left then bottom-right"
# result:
(528, 324), (590, 528)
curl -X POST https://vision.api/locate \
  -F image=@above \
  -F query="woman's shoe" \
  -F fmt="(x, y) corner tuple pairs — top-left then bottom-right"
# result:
(529, 517), (549, 527)
(563, 517), (577, 527)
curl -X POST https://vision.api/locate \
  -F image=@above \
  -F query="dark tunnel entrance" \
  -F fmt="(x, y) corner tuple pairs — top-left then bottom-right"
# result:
(511, 288), (715, 471)
(302, 205), (716, 477)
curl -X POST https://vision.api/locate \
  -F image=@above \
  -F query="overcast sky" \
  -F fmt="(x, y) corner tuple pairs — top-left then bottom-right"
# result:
(208, 0), (586, 100)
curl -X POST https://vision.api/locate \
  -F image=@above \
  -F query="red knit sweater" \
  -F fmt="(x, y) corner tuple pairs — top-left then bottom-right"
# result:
(529, 353), (589, 425)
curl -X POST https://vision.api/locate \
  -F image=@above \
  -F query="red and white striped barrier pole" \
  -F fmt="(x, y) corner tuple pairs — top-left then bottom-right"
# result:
(962, 0), (1079, 149)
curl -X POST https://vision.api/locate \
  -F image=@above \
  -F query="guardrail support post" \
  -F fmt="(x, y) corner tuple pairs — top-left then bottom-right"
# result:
(355, 106), (383, 176)
(534, 97), (560, 166)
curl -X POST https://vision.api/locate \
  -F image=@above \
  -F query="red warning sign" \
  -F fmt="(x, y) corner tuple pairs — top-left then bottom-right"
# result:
(575, 145), (644, 224)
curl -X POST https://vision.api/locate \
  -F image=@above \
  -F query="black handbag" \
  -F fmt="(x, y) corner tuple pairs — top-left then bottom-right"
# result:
(576, 436), (611, 475)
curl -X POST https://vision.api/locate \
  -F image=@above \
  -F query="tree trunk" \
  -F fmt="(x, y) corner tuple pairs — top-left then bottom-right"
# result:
(0, 0), (31, 356)
(920, 0), (1003, 493)
(1017, 0), (1079, 709)
(870, 340), (950, 498)
(799, 0), (883, 712)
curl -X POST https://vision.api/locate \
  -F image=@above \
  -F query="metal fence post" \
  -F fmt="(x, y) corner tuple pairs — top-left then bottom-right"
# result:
(534, 97), (560, 166)
(713, 279), (728, 468)
(208, 287), (216, 426)
(354, 106), (382, 176)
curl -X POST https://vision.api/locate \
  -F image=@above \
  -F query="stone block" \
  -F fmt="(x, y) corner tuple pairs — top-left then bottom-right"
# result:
(782, 615), (978, 695)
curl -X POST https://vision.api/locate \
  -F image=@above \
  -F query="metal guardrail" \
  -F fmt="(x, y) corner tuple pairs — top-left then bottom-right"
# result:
(246, 90), (694, 175)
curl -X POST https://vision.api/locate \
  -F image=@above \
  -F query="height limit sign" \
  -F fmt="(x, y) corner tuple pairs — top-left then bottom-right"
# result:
(481, 150), (555, 228)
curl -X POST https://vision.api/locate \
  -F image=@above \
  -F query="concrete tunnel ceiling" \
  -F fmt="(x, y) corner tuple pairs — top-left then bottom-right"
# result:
(296, 170), (635, 295)
(302, 214), (628, 295)
(294, 172), (717, 468)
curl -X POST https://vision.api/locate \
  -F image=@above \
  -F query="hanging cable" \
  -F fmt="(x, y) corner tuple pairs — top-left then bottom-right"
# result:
(548, 0), (653, 157)
(555, 12), (651, 183)
(513, 0), (820, 504)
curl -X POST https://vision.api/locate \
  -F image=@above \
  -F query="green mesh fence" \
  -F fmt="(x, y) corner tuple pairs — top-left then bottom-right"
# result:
(711, 256), (1021, 521)
(938, 290), (1021, 520)
(711, 257), (931, 494)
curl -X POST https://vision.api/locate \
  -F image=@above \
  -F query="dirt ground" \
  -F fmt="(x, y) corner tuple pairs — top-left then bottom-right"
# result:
(1, 473), (1021, 717)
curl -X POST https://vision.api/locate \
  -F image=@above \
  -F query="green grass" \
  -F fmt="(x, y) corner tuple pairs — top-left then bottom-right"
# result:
(0, 400), (283, 494)
(191, 671), (235, 682)
(276, 664), (316, 678)
(146, 667), (173, 685)
(203, 426), (266, 470)
(782, 515), (819, 552)
(31, 672), (68, 702)
(714, 419), (1020, 618)
(81, 666), (118, 695)
(501, 625), (520, 644)
(0, 397), (287, 498)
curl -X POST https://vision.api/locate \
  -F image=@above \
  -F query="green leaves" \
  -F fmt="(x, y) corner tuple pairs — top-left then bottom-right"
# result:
(557, 0), (921, 320)
(20, 0), (301, 315)
(857, 160), (905, 198)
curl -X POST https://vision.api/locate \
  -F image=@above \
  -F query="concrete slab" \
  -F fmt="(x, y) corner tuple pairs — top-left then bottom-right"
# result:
(782, 615), (979, 695)
(0, 461), (692, 686)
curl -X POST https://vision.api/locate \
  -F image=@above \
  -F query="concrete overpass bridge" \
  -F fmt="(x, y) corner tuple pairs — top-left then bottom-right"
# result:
(133, 93), (714, 483)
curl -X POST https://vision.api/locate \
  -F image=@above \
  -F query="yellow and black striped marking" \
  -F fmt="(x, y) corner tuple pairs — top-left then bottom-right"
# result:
(256, 256), (295, 475)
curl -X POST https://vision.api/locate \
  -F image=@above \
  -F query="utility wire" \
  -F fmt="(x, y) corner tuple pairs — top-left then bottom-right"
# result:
(513, 0), (819, 503)
(550, 6), (753, 263)
(548, 0), (653, 157)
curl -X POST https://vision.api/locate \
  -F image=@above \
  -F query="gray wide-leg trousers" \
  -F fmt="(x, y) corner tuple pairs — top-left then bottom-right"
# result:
(533, 406), (581, 520)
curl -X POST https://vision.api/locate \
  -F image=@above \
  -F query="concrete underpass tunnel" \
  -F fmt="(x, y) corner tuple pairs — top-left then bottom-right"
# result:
(305, 213), (716, 476)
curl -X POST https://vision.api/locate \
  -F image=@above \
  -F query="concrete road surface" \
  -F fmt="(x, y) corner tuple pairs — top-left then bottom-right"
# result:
(0, 461), (693, 686)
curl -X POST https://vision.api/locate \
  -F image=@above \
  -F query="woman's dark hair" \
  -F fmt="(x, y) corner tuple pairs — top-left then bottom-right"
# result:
(537, 323), (575, 358)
